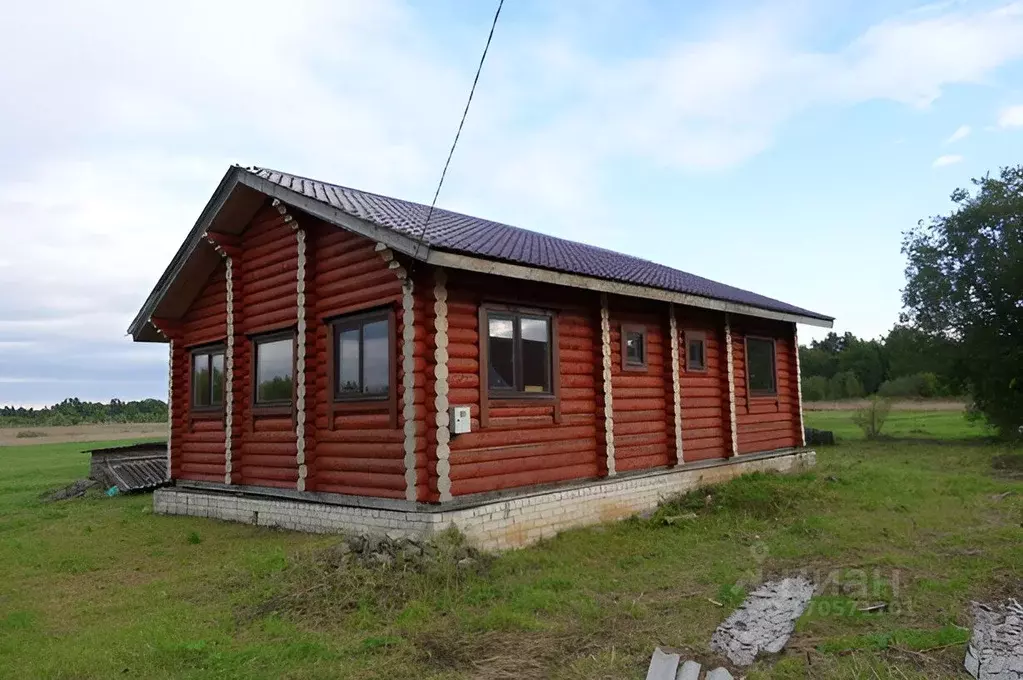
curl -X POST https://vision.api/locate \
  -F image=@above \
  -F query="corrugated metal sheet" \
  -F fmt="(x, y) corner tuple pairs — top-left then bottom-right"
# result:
(249, 167), (832, 322)
(88, 442), (169, 493)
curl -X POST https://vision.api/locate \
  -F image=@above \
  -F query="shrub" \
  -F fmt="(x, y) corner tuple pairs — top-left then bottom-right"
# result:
(878, 372), (939, 399)
(802, 375), (829, 401)
(852, 396), (892, 439)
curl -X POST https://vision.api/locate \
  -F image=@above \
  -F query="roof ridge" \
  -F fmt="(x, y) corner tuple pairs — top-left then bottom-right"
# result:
(245, 166), (831, 323)
(248, 166), (691, 271)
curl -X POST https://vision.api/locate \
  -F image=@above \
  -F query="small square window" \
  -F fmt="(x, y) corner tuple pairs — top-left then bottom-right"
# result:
(254, 333), (294, 405)
(191, 346), (225, 409)
(621, 324), (647, 371)
(686, 331), (706, 372)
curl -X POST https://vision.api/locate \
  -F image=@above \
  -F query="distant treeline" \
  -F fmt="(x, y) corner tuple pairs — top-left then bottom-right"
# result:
(0, 398), (169, 428)
(800, 327), (963, 401)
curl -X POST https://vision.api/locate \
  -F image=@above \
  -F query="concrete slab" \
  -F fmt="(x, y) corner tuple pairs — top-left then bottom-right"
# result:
(676, 659), (701, 680)
(646, 647), (681, 680)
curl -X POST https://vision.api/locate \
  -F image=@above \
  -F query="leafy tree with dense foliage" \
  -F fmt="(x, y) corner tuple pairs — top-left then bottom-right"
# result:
(0, 398), (168, 428)
(902, 165), (1023, 437)
(799, 326), (965, 401)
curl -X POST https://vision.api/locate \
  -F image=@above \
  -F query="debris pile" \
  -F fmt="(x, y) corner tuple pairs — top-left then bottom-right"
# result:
(40, 479), (97, 502)
(965, 599), (1023, 679)
(644, 648), (732, 680)
(709, 576), (815, 666)
(327, 531), (485, 571)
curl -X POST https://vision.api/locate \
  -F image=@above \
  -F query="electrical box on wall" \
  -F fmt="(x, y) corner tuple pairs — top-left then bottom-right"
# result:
(450, 405), (471, 434)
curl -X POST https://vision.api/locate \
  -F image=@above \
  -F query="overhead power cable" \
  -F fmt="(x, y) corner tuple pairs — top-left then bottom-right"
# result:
(411, 0), (505, 261)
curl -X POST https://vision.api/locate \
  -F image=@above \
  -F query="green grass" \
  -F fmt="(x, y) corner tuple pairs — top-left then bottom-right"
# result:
(2, 431), (1021, 678)
(805, 409), (993, 441)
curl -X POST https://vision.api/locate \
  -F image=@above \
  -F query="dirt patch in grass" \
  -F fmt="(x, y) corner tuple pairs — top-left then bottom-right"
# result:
(991, 452), (1023, 479)
(414, 628), (606, 679)
(0, 423), (166, 446)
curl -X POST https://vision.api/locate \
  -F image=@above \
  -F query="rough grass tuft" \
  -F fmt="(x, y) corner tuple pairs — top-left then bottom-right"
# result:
(652, 471), (826, 521)
(233, 527), (493, 626)
(15, 430), (46, 439)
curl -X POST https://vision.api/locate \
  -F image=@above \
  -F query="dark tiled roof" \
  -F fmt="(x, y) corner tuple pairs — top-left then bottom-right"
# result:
(249, 168), (831, 322)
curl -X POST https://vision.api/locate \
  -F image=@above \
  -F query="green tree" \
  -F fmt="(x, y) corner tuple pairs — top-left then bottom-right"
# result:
(902, 165), (1023, 437)
(836, 337), (885, 395)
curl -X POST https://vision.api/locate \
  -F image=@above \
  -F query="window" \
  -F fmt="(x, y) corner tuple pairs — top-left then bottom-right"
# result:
(686, 331), (706, 372)
(191, 347), (225, 408)
(746, 337), (777, 396)
(485, 308), (553, 396)
(333, 310), (392, 400)
(254, 333), (294, 405)
(621, 324), (647, 371)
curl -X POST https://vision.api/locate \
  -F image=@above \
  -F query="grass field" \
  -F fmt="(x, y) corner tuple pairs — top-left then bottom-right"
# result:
(1, 416), (1020, 678)
(805, 409), (993, 441)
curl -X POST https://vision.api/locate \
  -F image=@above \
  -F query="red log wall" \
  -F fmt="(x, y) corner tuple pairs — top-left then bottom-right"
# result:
(235, 205), (299, 489)
(306, 221), (424, 500)
(607, 299), (672, 472)
(431, 270), (602, 498)
(730, 317), (801, 453)
(175, 262), (227, 482)
(677, 310), (729, 462)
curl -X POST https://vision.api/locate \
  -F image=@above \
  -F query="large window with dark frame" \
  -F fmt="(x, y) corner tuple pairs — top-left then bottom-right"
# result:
(253, 333), (294, 405)
(191, 347), (225, 409)
(746, 336), (777, 396)
(333, 310), (392, 400)
(486, 308), (553, 396)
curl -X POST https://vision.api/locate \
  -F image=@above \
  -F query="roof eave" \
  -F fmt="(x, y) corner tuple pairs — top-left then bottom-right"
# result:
(129, 168), (437, 342)
(128, 166), (245, 340)
(424, 249), (834, 328)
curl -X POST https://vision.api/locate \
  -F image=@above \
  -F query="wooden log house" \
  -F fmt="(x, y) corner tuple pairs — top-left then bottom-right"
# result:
(131, 166), (832, 548)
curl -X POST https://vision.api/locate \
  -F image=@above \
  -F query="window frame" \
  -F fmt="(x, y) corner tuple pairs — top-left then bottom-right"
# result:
(189, 343), (226, 412)
(479, 303), (558, 402)
(685, 330), (707, 372)
(251, 329), (296, 410)
(621, 323), (648, 372)
(329, 308), (396, 404)
(744, 335), (778, 397)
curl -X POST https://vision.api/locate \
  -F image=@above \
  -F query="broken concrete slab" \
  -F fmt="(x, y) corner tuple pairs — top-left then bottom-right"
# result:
(705, 668), (734, 680)
(709, 576), (815, 666)
(965, 599), (1023, 680)
(645, 647), (680, 680)
(675, 658), (699, 678)
(675, 659), (701, 680)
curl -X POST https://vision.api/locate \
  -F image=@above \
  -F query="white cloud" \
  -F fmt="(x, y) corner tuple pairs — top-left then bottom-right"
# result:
(998, 104), (1023, 127)
(4, 0), (1023, 404)
(946, 124), (972, 143)
(932, 154), (965, 167)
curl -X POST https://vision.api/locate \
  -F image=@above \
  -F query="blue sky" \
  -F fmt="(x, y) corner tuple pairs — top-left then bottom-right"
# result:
(2, 0), (1022, 406)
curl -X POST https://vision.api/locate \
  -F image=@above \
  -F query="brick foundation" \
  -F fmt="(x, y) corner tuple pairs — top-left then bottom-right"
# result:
(154, 448), (815, 550)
